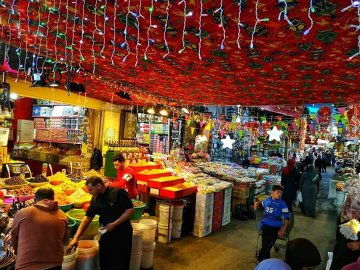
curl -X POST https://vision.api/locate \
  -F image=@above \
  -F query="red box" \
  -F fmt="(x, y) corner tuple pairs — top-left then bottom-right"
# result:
(147, 176), (185, 189)
(159, 183), (197, 199)
(135, 170), (172, 182)
(129, 162), (162, 173)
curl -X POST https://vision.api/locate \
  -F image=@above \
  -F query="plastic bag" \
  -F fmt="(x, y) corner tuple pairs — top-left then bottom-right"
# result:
(296, 191), (303, 203)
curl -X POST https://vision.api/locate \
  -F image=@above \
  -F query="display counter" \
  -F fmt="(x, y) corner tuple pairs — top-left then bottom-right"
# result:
(14, 158), (67, 176)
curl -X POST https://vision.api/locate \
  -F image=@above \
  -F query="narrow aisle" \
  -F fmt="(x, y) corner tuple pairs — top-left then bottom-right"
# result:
(153, 167), (339, 270)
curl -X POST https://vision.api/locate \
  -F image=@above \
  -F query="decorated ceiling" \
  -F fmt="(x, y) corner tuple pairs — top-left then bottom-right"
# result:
(0, 0), (359, 106)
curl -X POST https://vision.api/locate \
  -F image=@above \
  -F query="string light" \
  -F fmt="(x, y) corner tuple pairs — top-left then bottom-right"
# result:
(250, 0), (269, 49)
(111, 0), (117, 66)
(92, 0), (100, 73)
(100, 0), (107, 59)
(237, 0), (243, 49)
(79, 0), (85, 68)
(178, 0), (187, 54)
(144, 0), (154, 61)
(15, 0), (22, 82)
(163, 0), (170, 58)
(278, 0), (293, 26)
(24, 0), (31, 82)
(123, 0), (131, 62)
(303, 0), (315, 35)
(134, 1), (140, 66)
(40, 2), (52, 74)
(347, 2), (360, 60)
(214, 0), (226, 50)
(53, 0), (62, 68)
(70, 0), (78, 67)
(198, 0), (203, 59)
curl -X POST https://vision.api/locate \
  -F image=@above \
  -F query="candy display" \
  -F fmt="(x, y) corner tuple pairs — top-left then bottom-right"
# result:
(48, 172), (71, 182)
(27, 175), (49, 183)
(4, 176), (25, 186)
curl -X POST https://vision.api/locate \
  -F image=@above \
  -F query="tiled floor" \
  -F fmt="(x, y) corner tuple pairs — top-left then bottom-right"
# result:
(153, 168), (338, 270)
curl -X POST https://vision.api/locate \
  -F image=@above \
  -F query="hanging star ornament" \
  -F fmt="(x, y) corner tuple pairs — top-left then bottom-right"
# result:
(267, 126), (283, 142)
(221, 135), (235, 149)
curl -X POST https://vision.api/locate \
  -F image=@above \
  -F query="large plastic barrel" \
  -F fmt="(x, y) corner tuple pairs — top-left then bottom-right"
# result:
(139, 219), (157, 248)
(76, 240), (99, 270)
(159, 204), (174, 225)
(62, 248), (78, 270)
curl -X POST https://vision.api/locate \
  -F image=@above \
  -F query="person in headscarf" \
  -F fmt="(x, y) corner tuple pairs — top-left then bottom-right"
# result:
(281, 158), (301, 212)
(330, 179), (360, 270)
(285, 238), (322, 270)
(254, 238), (321, 270)
(299, 165), (319, 217)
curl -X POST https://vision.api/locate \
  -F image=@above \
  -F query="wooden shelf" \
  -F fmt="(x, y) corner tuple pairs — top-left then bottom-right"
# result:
(32, 116), (83, 118)
(35, 128), (82, 131)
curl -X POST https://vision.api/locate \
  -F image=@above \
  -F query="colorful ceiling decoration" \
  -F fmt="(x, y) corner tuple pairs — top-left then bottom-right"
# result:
(0, 0), (359, 106)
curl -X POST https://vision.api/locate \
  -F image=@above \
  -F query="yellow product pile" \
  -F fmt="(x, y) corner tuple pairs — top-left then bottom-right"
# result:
(82, 169), (103, 179)
(59, 180), (86, 190)
(68, 189), (92, 207)
(33, 184), (63, 193)
(48, 172), (71, 182)
(55, 192), (71, 205)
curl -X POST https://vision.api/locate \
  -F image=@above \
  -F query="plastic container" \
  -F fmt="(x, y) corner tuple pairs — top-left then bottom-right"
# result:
(76, 240), (99, 270)
(158, 223), (172, 244)
(171, 220), (182, 239)
(62, 248), (78, 270)
(66, 209), (99, 239)
(59, 203), (74, 212)
(173, 203), (184, 221)
(130, 250), (142, 270)
(141, 242), (156, 269)
(132, 223), (144, 253)
(139, 219), (157, 248)
(159, 204), (173, 225)
(131, 200), (146, 220)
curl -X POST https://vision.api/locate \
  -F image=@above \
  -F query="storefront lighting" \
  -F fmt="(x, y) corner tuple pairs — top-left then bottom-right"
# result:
(9, 93), (18, 100)
(159, 108), (168, 116)
(181, 107), (189, 114)
(49, 80), (60, 87)
(147, 107), (155, 114)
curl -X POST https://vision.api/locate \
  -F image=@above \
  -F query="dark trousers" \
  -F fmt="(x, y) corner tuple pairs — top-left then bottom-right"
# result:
(99, 228), (132, 270)
(44, 267), (61, 270)
(257, 224), (280, 262)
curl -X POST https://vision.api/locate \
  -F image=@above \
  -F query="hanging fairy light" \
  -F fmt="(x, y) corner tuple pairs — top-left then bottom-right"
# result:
(346, 2), (360, 60)
(79, 0), (86, 67)
(303, 0), (315, 35)
(144, 0), (154, 61)
(111, 0), (118, 66)
(198, 0), (204, 60)
(123, 0), (131, 62)
(278, 0), (293, 26)
(250, 0), (269, 49)
(100, 0), (107, 60)
(214, 0), (226, 50)
(178, 0), (187, 54)
(163, 0), (170, 58)
(237, 0), (243, 49)
(91, 0), (100, 73)
(40, 2), (52, 73)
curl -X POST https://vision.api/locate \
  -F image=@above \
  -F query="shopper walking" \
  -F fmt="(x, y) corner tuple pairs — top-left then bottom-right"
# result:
(330, 179), (360, 270)
(299, 165), (319, 217)
(314, 153), (323, 180)
(281, 158), (301, 212)
(254, 185), (289, 263)
(11, 188), (68, 270)
(67, 176), (134, 270)
(111, 154), (138, 199)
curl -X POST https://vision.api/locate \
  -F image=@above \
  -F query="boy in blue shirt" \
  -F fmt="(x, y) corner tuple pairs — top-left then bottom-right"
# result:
(255, 185), (290, 262)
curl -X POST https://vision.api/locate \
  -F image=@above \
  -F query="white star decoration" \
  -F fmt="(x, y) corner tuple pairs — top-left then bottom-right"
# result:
(267, 126), (283, 142)
(221, 135), (235, 149)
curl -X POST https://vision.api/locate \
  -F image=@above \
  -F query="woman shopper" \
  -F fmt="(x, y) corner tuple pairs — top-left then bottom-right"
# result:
(299, 165), (319, 217)
(281, 158), (301, 212)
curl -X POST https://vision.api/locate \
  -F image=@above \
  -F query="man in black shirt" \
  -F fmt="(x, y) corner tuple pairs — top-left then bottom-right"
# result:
(67, 176), (134, 270)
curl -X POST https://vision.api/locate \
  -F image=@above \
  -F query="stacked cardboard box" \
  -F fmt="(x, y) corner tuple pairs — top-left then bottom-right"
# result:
(193, 193), (214, 237)
(222, 187), (232, 226)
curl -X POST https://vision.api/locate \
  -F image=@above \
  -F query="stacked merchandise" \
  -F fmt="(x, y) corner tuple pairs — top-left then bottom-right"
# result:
(268, 157), (286, 175)
(262, 175), (282, 195)
(193, 192), (214, 237)
(222, 187), (232, 226)
(212, 190), (224, 232)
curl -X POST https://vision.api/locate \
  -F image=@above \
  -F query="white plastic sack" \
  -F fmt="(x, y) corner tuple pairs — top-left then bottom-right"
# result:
(296, 191), (303, 203)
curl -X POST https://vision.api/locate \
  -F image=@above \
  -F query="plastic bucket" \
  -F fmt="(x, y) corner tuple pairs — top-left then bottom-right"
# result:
(173, 203), (184, 221)
(159, 204), (174, 225)
(141, 242), (156, 269)
(139, 219), (157, 248)
(132, 223), (144, 253)
(62, 248), (78, 270)
(76, 240), (99, 270)
(171, 220), (183, 239)
(130, 250), (142, 270)
(158, 223), (172, 244)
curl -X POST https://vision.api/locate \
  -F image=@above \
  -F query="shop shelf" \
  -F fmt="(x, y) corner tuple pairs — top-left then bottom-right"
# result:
(34, 139), (81, 145)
